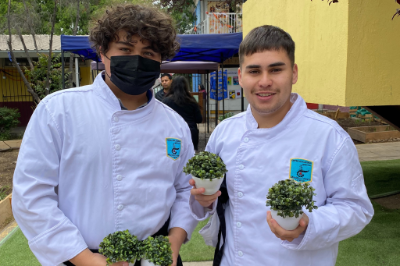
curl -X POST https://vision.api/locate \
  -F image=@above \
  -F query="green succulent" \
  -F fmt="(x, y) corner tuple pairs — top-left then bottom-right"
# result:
(218, 112), (234, 122)
(183, 151), (228, 180)
(99, 230), (142, 265)
(142, 235), (173, 266)
(266, 179), (318, 218)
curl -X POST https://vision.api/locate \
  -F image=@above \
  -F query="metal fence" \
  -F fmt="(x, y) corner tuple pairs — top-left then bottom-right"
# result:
(0, 68), (32, 103)
(186, 12), (243, 34)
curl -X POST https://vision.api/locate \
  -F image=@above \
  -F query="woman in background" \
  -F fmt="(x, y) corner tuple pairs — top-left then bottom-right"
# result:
(163, 76), (203, 151)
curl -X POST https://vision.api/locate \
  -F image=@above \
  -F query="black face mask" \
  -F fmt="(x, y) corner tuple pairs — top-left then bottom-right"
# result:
(106, 55), (160, 95)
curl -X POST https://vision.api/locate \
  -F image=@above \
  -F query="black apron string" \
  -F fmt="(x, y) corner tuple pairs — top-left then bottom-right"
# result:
(213, 174), (229, 266)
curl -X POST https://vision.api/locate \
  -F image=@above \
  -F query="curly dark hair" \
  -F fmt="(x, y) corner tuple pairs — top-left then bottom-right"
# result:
(90, 4), (179, 60)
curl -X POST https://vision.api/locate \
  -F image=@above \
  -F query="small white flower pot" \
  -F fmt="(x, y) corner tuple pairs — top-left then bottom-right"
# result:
(270, 209), (303, 230)
(141, 259), (157, 266)
(192, 175), (224, 195)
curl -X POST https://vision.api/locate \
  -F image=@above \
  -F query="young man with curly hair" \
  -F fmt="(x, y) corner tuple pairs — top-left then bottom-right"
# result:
(12, 4), (198, 266)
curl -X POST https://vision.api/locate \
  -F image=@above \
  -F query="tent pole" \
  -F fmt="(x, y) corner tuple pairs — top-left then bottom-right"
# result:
(215, 69), (219, 128)
(75, 57), (80, 87)
(62, 50), (65, 89)
(207, 71), (210, 134)
(221, 53), (225, 116)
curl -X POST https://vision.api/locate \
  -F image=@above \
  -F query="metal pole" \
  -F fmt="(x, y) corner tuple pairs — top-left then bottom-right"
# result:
(75, 57), (80, 87)
(241, 87), (244, 112)
(62, 50), (65, 89)
(215, 69), (219, 128)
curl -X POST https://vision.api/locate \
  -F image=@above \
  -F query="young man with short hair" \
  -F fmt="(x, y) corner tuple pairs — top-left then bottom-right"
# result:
(189, 25), (373, 266)
(13, 4), (197, 266)
(155, 73), (173, 101)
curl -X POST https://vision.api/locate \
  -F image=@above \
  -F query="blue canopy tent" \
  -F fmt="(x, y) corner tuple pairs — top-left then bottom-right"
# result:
(61, 33), (243, 127)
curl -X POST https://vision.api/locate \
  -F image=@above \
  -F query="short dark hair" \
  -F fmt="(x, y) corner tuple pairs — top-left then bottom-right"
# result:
(161, 73), (172, 80)
(90, 4), (179, 60)
(239, 25), (295, 66)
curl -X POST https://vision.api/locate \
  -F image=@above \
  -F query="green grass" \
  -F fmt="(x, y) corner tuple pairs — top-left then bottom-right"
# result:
(1, 159), (399, 265)
(0, 186), (10, 201)
(361, 159), (400, 196)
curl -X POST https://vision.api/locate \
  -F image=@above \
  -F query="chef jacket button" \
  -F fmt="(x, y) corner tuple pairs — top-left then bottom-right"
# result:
(113, 116), (119, 122)
(243, 137), (249, 143)
(239, 164), (244, 170)
(114, 144), (121, 151)
(238, 251), (243, 257)
(236, 222), (242, 228)
(238, 192), (243, 198)
(117, 175), (123, 181)
(117, 205), (124, 210)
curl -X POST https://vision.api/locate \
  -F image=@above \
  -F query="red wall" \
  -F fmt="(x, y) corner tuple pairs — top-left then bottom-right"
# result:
(0, 102), (34, 126)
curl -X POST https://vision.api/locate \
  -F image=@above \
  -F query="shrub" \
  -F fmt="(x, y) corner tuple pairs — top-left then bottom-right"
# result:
(142, 236), (173, 266)
(183, 151), (227, 180)
(99, 230), (142, 265)
(218, 112), (234, 122)
(266, 179), (318, 218)
(0, 107), (20, 140)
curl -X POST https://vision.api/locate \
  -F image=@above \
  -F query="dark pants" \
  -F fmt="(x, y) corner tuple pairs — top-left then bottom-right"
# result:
(64, 217), (183, 266)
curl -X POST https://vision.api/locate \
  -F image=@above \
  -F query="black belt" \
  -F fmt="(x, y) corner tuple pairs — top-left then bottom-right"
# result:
(64, 216), (182, 266)
(213, 175), (229, 266)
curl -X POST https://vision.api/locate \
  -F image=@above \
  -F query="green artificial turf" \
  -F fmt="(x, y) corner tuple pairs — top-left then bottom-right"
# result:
(1, 159), (399, 265)
(180, 219), (215, 262)
(0, 229), (40, 265)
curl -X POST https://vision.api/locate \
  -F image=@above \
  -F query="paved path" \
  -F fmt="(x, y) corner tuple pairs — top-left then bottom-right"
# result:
(356, 142), (400, 162)
(0, 140), (22, 152)
(184, 262), (212, 266)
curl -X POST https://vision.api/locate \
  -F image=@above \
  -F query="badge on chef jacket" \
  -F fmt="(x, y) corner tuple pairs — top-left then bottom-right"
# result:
(289, 158), (313, 183)
(166, 138), (182, 160)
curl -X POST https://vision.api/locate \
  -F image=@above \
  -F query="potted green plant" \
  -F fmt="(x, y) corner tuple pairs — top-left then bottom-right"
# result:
(141, 235), (173, 266)
(266, 179), (318, 230)
(183, 151), (228, 195)
(99, 230), (142, 266)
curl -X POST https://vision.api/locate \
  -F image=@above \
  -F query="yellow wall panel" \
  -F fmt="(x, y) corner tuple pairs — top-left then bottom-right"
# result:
(346, 0), (400, 106)
(243, 0), (400, 106)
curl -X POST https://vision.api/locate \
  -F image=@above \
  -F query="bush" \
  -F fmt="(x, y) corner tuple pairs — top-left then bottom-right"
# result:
(99, 230), (142, 265)
(183, 151), (227, 180)
(0, 107), (20, 140)
(142, 235), (173, 266)
(266, 179), (318, 218)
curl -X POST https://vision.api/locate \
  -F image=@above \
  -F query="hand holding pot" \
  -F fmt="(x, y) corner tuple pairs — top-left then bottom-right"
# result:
(266, 211), (309, 242)
(189, 179), (221, 208)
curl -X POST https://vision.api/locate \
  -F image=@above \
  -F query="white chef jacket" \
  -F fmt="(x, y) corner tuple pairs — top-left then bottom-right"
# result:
(12, 73), (198, 266)
(190, 93), (374, 266)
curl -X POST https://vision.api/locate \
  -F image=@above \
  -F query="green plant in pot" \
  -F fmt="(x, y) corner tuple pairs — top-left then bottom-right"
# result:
(266, 179), (318, 230)
(183, 151), (228, 195)
(99, 230), (142, 266)
(141, 235), (173, 266)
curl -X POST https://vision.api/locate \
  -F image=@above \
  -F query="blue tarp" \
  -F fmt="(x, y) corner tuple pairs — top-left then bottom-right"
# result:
(61, 33), (242, 63)
(61, 35), (100, 61)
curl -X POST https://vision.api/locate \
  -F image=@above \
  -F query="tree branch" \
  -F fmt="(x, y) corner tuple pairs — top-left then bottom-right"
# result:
(45, 0), (58, 96)
(17, 27), (34, 71)
(22, 0), (39, 54)
(7, 0), (40, 104)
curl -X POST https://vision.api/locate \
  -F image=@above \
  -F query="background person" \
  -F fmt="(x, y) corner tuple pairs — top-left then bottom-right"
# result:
(163, 76), (203, 151)
(155, 73), (173, 101)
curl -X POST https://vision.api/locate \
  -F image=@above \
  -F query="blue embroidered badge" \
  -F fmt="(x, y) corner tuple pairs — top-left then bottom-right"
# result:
(166, 138), (182, 160)
(289, 158), (313, 183)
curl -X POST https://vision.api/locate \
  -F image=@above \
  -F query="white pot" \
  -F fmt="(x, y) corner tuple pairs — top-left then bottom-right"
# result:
(192, 175), (224, 195)
(141, 259), (157, 266)
(270, 209), (303, 230)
